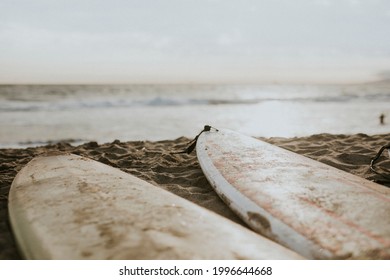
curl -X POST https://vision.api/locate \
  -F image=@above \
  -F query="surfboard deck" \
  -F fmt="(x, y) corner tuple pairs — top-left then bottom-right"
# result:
(196, 128), (390, 259)
(8, 153), (303, 260)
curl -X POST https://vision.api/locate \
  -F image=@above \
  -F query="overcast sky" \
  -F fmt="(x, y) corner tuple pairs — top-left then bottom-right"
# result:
(1, 0), (390, 84)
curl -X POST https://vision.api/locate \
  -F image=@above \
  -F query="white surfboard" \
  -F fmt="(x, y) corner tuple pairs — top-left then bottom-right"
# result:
(196, 128), (390, 259)
(8, 153), (303, 260)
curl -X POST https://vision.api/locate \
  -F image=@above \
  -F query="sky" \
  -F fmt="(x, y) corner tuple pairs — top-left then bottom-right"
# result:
(1, 0), (390, 84)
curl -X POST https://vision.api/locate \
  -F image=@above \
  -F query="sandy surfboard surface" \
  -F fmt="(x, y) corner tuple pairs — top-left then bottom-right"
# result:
(196, 129), (390, 259)
(8, 154), (303, 260)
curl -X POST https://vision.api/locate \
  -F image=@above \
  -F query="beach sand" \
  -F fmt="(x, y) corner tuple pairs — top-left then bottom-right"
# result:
(1, 133), (390, 259)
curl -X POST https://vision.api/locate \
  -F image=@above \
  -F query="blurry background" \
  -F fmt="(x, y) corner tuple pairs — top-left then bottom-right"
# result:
(1, 0), (390, 147)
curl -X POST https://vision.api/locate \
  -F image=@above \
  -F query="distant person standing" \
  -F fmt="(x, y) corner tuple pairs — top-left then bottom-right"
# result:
(379, 113), (385, 125)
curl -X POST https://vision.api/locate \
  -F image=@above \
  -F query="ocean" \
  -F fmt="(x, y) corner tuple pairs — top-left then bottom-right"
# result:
(0, 83), (389, 148)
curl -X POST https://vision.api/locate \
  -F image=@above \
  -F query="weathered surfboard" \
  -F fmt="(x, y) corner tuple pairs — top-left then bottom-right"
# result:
(196, 128), (390, 259)
(8, 153), (303, 260)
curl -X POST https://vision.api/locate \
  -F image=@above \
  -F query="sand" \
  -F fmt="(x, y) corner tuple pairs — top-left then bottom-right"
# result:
(1, 133), (390, 259)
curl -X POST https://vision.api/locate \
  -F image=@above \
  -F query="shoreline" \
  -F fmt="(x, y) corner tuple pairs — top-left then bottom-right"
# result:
(1, 133), (390, 259)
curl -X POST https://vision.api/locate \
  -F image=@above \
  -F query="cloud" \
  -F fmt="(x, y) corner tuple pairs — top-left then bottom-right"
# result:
(1, 0), (390, 83)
